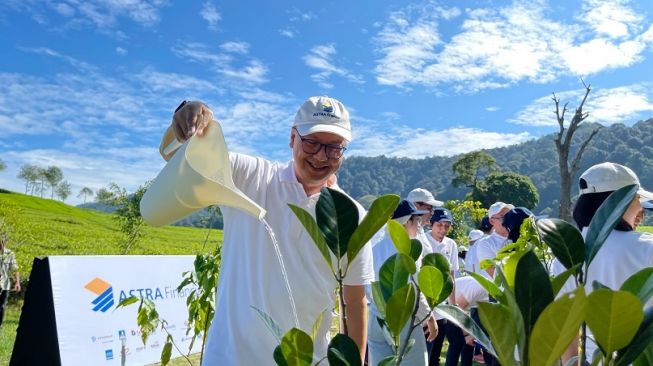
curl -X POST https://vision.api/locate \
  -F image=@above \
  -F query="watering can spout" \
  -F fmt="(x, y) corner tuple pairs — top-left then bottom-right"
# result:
(140, 120), (266, 227)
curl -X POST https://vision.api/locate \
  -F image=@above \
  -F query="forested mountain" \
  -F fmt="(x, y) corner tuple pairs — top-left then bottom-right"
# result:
(337, 118), (653, 216)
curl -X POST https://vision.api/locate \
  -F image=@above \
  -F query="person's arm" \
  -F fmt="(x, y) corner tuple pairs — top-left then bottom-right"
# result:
(343, 284), (368, 363)
(12, 271), (20, 292)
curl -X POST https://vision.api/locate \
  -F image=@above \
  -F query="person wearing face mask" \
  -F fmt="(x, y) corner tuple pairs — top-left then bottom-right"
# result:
(367, 200), (439, 366)
(553, 162), (653, 362)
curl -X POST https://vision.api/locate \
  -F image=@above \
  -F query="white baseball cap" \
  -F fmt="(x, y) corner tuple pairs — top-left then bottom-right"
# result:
(407, 188), (443, 207)
(293, 96), (352, 141)
(488, 202), (508, 217)
(579, 162), (653, 203)
(468, 229), (484, 242)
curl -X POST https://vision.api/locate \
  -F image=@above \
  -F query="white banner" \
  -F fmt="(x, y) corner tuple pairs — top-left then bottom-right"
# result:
(49, 256), (203, 366)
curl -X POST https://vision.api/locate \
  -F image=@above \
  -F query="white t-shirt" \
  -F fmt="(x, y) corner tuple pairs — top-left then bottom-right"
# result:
(455, 276), (489, 309)
(552, 229), (653, 357)
(464, 241), (481, 274)
(474, 232), (508, 278)
(203, 153), (375, 365)
(427, 233), (459, 272)
(0, 247), (18, 290)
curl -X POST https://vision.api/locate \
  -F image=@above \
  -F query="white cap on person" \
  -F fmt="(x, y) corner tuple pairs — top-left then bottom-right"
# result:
(579, 162), (653, 203)
(407, 188), (444, 207)
(293, 96), (352, 141)
(488, 202), (508, 217)
(468, 229), (484, 242)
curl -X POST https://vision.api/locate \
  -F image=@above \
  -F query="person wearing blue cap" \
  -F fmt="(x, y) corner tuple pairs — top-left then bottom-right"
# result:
(367, 200), (438, 366)
(426, 207), (458, 366)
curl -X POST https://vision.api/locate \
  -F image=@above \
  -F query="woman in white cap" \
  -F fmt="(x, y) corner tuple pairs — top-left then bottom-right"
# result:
(556, 162), (653, 362)
(368, 200), (438, 366)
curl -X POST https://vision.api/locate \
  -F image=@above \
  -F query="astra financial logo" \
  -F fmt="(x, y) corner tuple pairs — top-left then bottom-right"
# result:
(84, 277), (115, 313)
(321, 101), (333, 113)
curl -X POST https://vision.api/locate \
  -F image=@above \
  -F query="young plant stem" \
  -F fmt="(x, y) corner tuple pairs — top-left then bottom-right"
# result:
(578, 270), (586, 366)
(161, 324), (195, 365)
(338, 268), (348, 335)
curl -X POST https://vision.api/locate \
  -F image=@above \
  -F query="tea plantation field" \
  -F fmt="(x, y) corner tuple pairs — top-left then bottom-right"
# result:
(0, 190), (221, 364)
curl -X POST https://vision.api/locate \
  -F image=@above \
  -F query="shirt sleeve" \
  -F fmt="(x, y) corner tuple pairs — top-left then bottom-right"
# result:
(475, 238), (495, 263)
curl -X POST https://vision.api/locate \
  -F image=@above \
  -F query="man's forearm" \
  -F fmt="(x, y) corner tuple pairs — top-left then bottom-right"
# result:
(343, 285), (368, 363)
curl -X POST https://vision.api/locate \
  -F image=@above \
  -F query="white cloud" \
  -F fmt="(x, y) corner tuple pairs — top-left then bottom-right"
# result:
(374, 0), (653, 92)
(348, 124), (532, 158)
(171, 42), (268, 84)
(486, 106), (500, 112)
(116, 47), (127, 55)
(220, 41), (249, 54)
(201, 2), (221, 30)
(279, 28), (295, 38)
(303, 44), (364, 89)
(511, 83), (653, 126)
(287, 7), (315, 22)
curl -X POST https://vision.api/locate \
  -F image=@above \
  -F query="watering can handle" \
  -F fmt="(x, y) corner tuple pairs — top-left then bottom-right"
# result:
(163, 139), (183, 157)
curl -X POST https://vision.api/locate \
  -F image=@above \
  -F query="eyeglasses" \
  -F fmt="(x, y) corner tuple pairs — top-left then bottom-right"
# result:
(490, 215), (504, 222)
(293, 127), (347, 160)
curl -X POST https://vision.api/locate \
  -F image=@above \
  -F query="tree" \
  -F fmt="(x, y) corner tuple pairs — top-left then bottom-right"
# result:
(77, 187), (93, 203)
(452, 151), (498, 194)
(95, 187), (114, 203)
(17, 164), (39, 194)
(55, 181), (72, 202)
(470, 172), (540, 210)
(0, 158), (6, 172)
(553, 81), (601, 221)
(97, 182), (150, 254)
(43, 166), (64, 199)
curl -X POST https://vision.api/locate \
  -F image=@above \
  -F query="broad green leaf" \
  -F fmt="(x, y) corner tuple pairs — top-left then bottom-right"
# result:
(551, 264), (581, 297)
(528, 287), (586, 366)
(478, 302), (519, 366)
(116, 295), (139, 308)
(316, 187), (359, 260)
(288, 204), (332, 270)
(273, 346), (289, 366)
(586, 289), (644, 354)
(311, 309), (327, 342)
(161, 334), (173, 365)
(466, 271), (504, 301)
(379, 253), (416, 301)
(327, 334), (362, 366)
(621, 268), (653, 306)
(585, 185), (638, 266)
(515, 250), (554, 361)
(422, 253), (453, 303)
(378, 356), (398, 366)
(633, 343), (653, 366)
(502, 249), (527, 290)
(251, 305), (283, 343)
(495, 267), (526, 356)
(537, 218), (585, 270)
(387, 219), (411, 256)
(615, 308), (653, 366)
(371, 281), (387, 318)
(418, 266), (443, 308)
(409, 239), (423, 262)
(347, 194), (400, 266)
(277, 328), (314, 366)
(385, 284), (416, 343)
(436, 304), (496, 357)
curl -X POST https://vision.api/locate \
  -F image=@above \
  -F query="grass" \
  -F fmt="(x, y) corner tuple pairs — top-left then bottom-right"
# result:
(639, 225), (653, 233)
(0, 190), (221, 365)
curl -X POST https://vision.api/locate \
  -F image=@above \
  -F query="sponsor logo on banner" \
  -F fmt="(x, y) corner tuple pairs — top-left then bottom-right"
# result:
(118, 330), (126, 340)
(85, 278), (115, 312)
(105, 349), (113, 361)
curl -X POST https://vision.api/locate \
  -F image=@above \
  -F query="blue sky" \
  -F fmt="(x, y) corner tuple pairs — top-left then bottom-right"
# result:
(1, 0), (653, 205)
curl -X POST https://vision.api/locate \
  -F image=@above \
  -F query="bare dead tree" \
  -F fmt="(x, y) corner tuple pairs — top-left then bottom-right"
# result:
(553, 80), (601, 221)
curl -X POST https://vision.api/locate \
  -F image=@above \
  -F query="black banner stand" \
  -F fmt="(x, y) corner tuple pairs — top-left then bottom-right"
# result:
(10, 257), (61, 366)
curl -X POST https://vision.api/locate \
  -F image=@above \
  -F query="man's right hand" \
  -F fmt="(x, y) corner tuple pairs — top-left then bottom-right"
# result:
(172, 101), (214, 142)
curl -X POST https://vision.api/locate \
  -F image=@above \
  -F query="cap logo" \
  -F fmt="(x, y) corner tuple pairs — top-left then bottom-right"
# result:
(322, 101), (333, 113)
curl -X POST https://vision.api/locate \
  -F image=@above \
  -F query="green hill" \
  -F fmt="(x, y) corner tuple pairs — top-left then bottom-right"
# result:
(338, 118), (653, 217)
(0, 190), (221, 285)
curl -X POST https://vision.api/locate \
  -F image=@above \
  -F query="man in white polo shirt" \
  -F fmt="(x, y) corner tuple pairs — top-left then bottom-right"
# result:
(407, 188), (443, 247)
(475, 201), (514, 279)
(161, 97), (374, 365)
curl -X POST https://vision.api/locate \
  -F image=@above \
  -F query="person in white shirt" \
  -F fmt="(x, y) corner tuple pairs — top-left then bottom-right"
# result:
(408, 188), (443, 256)
(426, 208), (458, 366)
(475, 202), (514, 279)
(0, 231), (20, 330)
(444, 276), (490, 366)
(555, 162), (653, 363)
(368, 200), (439, 366)
(464, 229), (484, 275)
(161, 97), (374, 365)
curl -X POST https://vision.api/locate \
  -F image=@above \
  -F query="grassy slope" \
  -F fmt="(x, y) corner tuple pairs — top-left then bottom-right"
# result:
(0, 191), (222, 364)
